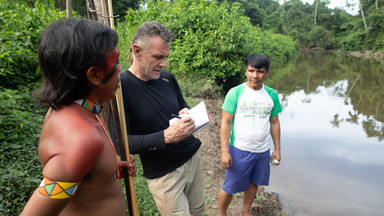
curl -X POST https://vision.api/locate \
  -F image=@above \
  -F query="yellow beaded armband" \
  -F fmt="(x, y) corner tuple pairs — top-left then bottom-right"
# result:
(38, 177), (81, 199)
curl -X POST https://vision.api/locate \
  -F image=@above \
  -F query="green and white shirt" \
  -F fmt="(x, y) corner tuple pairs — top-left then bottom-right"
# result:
(222, 83), (282, 153)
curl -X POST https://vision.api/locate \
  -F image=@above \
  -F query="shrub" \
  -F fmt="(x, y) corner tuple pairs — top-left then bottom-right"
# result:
(0, 0), (65, 89)
(0, 87), (45, 215)
(116, 0), (296, 93)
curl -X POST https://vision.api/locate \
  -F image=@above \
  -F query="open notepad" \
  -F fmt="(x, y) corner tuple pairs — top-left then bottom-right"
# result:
(169, 101), (211, 134)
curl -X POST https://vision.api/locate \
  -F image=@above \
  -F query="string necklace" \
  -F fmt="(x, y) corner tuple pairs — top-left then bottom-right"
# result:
(74, 99), (120, 179)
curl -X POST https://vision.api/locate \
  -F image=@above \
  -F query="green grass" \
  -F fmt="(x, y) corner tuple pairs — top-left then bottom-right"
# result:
(122, 155), (161, 216)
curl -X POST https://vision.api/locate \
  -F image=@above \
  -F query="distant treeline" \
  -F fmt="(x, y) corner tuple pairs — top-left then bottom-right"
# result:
(0, 1), (382, 214)
(59, 0), (384, 53)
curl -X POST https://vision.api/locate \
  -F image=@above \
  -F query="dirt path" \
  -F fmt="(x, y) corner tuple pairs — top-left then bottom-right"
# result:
(194, 99), (291, 216)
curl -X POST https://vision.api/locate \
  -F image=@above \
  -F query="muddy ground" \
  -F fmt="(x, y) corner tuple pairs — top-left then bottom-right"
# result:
(194, 99), (292, 216)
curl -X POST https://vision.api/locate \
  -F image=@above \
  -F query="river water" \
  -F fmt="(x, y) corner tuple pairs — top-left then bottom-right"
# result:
(265, 51), (384, 216)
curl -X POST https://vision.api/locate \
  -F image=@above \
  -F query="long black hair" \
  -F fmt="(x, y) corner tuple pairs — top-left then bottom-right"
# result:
(35, 18), (119, 109)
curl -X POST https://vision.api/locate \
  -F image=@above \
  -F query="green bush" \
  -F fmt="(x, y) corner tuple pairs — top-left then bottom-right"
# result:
(116, 0), (296, 93)
(0, 87), (45, 215)
(0, 0), (65, 89)
(176, 74), (223, 99)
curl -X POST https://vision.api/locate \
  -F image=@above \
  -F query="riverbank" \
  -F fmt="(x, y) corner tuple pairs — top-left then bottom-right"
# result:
(347, 50), (384, 59)
(300, 48), (384, 59)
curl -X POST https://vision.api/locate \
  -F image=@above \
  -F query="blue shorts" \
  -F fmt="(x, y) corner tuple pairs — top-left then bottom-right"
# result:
(222, 145), (270, 194)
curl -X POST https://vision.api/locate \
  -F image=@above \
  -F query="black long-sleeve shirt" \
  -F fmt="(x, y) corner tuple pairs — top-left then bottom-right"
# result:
(111, 70), (201, 179)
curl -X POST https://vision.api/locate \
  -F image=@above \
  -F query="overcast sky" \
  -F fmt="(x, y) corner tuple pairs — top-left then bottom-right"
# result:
(280, 0), (359, 15)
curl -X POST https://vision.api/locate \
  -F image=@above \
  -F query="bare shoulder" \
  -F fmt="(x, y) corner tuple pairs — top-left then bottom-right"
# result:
(39, 104), (105, 181)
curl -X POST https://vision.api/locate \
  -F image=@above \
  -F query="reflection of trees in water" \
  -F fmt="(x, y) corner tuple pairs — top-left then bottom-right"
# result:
(268, 51), (384, 141)
(301, 75), (312, 103)
(363, 119), (384, 141)
(330, 114), (343, 128)
(346, 111), (359, 124)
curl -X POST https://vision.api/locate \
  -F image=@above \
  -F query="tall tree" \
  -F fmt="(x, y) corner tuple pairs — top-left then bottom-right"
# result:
(359, 0), (368, 30)
(66, 0), (72, 17)
(314, 0), (319, 24)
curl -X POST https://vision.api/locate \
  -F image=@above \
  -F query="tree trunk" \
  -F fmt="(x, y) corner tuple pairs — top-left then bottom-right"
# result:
(107, 0), (115, 29)
(91, 0), (104, 23)
(66, 0), (72, 18)
(99, 0), (108, 25)
(86, 0), (97, 20)
(314, 0), (319, 24)
(359, 0), (368, 31)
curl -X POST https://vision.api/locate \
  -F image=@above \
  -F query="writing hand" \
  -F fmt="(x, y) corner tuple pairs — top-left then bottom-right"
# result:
(164, 115), (195, 143)
(178, 108), (190, 116)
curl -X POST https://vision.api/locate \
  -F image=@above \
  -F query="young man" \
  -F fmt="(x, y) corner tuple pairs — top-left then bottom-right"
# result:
(111, 21), (205, 215)
(218, 53), (282, 216)
(21, 18), (136, 215)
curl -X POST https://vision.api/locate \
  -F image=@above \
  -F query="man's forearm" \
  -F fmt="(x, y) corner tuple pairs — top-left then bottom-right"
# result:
(220, 123), (231, 153)
(270, 118), (281, 151)
(128, 132), (166, 154)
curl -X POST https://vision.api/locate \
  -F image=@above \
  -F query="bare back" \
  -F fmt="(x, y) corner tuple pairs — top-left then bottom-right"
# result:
(21, 103), (126, 215)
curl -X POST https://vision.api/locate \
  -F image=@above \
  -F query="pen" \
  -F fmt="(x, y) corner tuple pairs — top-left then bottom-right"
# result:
(171, 114), (182, 119)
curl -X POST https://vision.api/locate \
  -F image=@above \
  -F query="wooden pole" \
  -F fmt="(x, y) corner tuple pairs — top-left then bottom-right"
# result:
(100, 0), (108, 25)
(84, 0), (139, 215)
(314, 0), (318, 24)
(66, 0), (72, 18)
(104, 1), (139, 215)
(107, 0), (115, 30)
(109, 97), (139, 216)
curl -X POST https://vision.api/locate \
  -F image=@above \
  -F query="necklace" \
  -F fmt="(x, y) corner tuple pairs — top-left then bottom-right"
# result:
(74, 99), (120, 179)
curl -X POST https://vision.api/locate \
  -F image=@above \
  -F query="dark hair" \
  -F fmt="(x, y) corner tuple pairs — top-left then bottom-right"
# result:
(131, 21), (174, 51)
(35, 18), (119, 109)
(245, 53), (270, 71)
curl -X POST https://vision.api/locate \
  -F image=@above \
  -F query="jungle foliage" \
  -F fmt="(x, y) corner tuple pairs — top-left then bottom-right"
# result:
(0, 87), (46, 215)
(0, 1), (65, 214)
(275, 0), (383, 52)
(1, 0), (383, 215)
(0, 0), (65, 89)
(54, 0), (141, 20)
(220, 0), (383, 52)
(117, 0), (296, 91)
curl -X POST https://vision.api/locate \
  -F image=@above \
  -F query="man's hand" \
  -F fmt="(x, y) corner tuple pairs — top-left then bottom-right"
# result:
(118, 154), (136, 179)
(178, 108), (190, 116)
(164, 115), (195, 144)
(221, 151), (232, 169)
(270, 149), (281, 163)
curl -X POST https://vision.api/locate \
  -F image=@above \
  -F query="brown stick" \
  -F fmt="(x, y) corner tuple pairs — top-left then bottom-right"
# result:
(109, 97), (139, 216)
(104, 0), (139, 215)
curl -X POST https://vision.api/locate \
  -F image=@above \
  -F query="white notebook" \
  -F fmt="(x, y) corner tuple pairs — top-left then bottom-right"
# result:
(169, 101), (211, 134)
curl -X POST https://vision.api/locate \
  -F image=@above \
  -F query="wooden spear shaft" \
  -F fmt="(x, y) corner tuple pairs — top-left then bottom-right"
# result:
(109, 95), (139, 216)
(104, 0), (139, 215)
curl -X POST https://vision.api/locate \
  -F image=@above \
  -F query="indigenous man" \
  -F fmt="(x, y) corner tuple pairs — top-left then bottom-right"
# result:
(21, 18), (136, 215)
(218, 53), (282, 216)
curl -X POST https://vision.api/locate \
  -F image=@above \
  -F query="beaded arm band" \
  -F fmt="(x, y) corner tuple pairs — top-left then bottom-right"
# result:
(38, 177), (81, 199)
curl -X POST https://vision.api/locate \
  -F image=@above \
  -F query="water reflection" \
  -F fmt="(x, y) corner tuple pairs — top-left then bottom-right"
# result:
(264, 51), (384, 216)
(267, 51), (384, 141)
